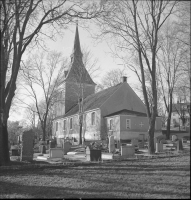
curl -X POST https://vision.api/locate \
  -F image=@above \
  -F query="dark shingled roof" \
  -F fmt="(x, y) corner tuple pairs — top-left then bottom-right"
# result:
(54, 83), (122, 120)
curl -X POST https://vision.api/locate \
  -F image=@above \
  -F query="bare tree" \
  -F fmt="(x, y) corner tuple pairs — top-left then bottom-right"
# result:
(157, 21), (185, 139)
(22, 104), (37, 129)
(174, 1), (190, 104)
(7, 121), (20, 146)
(82, 46), (101, 79)
(96, 0), (177, 154)
(0, 0), (105, 165)
(20, 51), (66, 153)
(101, 68), (127, 89)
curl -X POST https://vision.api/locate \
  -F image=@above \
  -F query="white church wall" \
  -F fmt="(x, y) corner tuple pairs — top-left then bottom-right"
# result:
(105, 115), (120, 141)
(83, 109), (101, 140)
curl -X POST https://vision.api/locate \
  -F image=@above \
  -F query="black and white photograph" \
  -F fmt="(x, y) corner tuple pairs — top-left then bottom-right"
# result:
(0, 0), (190, 198)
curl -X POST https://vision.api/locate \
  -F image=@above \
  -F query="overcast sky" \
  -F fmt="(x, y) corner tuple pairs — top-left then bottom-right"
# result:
(9, 20), (139, 122)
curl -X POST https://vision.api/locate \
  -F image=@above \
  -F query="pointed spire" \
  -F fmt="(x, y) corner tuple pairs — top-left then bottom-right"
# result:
(70, 22), (83, 61)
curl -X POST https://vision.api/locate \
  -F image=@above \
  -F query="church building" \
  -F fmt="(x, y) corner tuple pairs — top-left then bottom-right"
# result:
(52, 25), (162, 145)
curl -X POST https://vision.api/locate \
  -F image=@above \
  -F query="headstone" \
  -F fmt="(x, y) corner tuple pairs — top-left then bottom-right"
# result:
(86, 146), (91, 161)
(109, 135), (115, 153)
(63, 141), (72, 155)
(131, 138), (138, 146)
(121, 145), (135, 157)
(49, 138), (57, 148)
(155, 142), (163, 153)
(20, 130), (34, 162)
(172, 135), (177, 142)
(176, 139), (183, 151)
(49, 148), (63, 158)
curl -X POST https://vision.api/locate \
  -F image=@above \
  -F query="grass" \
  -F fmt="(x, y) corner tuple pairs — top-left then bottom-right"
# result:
(0, 151), (190, 199)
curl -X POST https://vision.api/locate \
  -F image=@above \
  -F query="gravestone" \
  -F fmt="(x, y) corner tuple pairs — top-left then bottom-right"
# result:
(172, 135), (177, 142)
(49, 138), (57, 148)
(86, 146), (91, 161)
(20, 129), (34, 162)
(121, 145), (135, 157)
(155, 142), (163, 153)
(63, 141), (72, 155)
(109, 135), (115, 153)
(176, 139), (183, 151)
(131, 138), (138, 146)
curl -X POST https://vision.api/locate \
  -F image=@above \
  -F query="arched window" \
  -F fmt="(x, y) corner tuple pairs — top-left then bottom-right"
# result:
(70, 118), (73, 130)
(56, 122), (58, 131)
(109, 119), (113, 130)
(63, 120), (66, 130)
(91, 112), (95, 125)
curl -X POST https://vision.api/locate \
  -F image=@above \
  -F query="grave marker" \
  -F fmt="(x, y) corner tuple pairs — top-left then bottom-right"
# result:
(20, 129), (34, 162)
(63, 141), (72, 155)
(131, 138), (138, 146)
(176, 139), (183, 151)
(121, 145), (135, 157)
(109, 135), (115, 153)
(155, 142), (163, 153)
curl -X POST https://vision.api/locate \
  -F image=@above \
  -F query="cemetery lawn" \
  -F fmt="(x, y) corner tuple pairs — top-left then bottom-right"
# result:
(0, 152), (190, 199)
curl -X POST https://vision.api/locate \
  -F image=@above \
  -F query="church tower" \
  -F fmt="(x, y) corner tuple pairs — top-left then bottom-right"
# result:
(55, 24), (96, 117)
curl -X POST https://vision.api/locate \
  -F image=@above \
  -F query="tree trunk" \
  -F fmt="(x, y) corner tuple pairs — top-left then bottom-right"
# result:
(166, 93), (173, 139)
(41, 126), (46, 154)
(79, 123), (82, 145)
(166, 116), (171, 140)
(0, 119), (10, 165)
(147, 118), (155, 154)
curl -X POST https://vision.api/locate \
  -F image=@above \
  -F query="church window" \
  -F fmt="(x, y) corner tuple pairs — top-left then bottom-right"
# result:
(56, 122), (58, 131)
(63, 120), (66, 130)
(70, 118), (73, 129)
(109, 119), (113, 130)
(126, 119), (131, 129)
(91, 112), (95, 125)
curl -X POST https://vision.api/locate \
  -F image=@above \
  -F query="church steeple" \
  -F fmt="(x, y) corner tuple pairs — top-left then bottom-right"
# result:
(70, 23), (83, 61)
(58, 22), (96, 115)
(66, 23), (95, 85)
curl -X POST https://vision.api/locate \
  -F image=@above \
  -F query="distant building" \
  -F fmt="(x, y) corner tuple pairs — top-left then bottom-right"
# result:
(170, 102), (190, 127)
(52, 24), (162, 145)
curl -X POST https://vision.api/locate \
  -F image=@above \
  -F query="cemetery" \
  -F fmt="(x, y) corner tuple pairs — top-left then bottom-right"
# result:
(1, 132), (190, 199)
(5, 119), (191, 199)
(9, 128), (190, 164)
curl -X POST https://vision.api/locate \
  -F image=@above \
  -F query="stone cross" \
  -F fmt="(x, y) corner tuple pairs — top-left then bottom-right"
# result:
(109, 135), (115, 153)
(139, 122), (144, 128)
(20, 129), (34, 162)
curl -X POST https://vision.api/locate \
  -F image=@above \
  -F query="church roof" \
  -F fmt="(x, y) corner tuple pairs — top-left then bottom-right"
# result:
(54, 83), (122, 120)
(53, 82), (147, 120)
(65, 24), (96, 85)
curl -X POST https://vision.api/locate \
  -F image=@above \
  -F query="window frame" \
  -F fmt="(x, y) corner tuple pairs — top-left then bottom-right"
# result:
(70, 118), (73, 130)
(56, 122), (58, 131)
(91, 112), (96, 126)
(63, 119), (66, 131)
(126, 119), (131, 129)
(109, 119), (113, 130)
